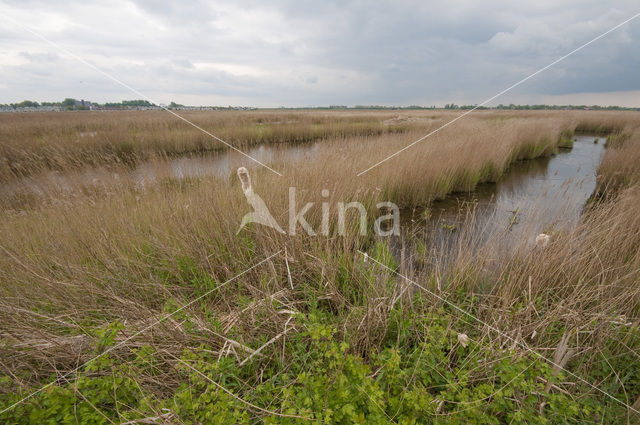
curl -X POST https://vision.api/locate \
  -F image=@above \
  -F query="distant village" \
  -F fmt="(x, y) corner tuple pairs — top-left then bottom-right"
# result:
(0, 98), (256, 112)
(1, 98), (638, 112)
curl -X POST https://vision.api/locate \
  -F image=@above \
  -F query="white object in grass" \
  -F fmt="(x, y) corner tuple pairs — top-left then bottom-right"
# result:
(535, 233), (550, 248)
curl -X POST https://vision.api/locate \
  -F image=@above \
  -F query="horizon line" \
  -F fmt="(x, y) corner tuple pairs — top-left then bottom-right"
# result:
(2, 102), (640, 110)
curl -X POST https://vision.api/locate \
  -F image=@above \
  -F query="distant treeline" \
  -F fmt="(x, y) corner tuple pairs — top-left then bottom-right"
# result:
(1, 99), (639, 111)
(0, 99), (181, 111)
(289, 104), (639, 111)
(492, 104), (638, 111)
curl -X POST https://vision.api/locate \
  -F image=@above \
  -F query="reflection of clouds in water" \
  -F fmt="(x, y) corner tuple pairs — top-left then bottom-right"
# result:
(1, 142), (321, 201)
(495, 138), (605, 231)
(398, 136), (606, 268)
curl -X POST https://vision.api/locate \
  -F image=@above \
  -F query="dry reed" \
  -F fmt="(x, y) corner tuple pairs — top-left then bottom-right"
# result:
(1, 109), (640, 420)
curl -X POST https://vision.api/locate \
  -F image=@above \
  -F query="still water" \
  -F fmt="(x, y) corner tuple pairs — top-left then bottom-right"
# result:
(3, 135), (605, 262)
(395, 135), (606, 268)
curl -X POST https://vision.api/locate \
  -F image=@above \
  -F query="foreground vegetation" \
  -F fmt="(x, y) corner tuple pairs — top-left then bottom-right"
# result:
(0, 110), (639, 423)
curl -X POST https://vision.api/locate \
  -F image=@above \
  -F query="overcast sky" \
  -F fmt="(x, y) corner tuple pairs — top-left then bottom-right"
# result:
(1, 0), (639, 107)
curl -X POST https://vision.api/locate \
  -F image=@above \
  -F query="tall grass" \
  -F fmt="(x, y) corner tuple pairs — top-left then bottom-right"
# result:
(0, 110), (414, 182)
(1, 109), (640, 422)
(1, 109), (635, 182)
(3, 111), (625, 211)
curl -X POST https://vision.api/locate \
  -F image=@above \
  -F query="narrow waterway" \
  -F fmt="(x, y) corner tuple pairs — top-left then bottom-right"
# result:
(395, 135), (606, 269)
(0, 142), (322, 202)
(3, 135), (606, 260)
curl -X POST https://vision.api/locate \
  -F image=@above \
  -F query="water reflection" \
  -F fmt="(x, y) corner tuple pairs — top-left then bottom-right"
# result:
(397, 135), (606, 269)
(0, 142), (321, 203)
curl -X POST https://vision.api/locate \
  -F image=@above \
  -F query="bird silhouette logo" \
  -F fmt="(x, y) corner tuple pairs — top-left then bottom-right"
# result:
(236, 167), (285, 234)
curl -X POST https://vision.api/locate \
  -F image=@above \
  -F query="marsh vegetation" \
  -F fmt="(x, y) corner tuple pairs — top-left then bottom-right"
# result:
(1, 109), (640, 423)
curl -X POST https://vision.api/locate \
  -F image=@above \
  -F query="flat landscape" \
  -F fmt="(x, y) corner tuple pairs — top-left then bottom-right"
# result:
(1, 109), (640, 423)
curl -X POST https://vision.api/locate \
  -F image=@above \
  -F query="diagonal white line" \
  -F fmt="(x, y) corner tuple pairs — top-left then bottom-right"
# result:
(0, 250), (282, 415)
(357, 11), (640, 176)
(1, 14), (283, 177)
(359, 250), (640, 415)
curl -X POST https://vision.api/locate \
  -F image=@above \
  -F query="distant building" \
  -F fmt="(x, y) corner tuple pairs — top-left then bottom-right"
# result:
(73, 99), (93, 109)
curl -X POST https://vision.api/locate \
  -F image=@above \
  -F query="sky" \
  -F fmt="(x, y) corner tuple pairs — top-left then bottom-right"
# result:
(1, 0), (639, 107)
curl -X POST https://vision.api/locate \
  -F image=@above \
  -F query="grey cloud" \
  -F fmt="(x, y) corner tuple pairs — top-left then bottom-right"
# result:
(0, 0), (639, 106)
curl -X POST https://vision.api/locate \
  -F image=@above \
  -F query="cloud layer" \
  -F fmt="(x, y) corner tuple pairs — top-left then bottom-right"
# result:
(1, 0), (639, 106)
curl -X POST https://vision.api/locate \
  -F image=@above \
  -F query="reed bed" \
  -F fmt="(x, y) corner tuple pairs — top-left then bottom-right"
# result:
(0, 109), (640, 423)
(0, 109), (417, 182)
